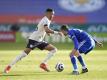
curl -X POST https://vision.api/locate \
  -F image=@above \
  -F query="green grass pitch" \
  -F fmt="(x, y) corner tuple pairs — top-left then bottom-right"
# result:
(0, 50), (107, 80)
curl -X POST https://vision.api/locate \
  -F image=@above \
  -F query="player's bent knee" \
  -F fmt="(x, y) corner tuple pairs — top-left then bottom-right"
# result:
(69, 52), (75, 57)
(53, 48), (57, 53)
(50, 48), (57, 54)
(24, 48), (31, 55)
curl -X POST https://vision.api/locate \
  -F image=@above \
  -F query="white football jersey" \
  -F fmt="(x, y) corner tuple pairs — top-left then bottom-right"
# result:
(29, 16), (51, 41)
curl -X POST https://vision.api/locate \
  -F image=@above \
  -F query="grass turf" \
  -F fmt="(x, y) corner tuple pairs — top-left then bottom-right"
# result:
(0, 50), (107, 80)
(0, 32), (107, 80)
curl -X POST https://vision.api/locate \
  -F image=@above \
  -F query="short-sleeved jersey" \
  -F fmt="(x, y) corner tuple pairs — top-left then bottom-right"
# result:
(67, 29), (94, 50)
(29, 16), (51, 41)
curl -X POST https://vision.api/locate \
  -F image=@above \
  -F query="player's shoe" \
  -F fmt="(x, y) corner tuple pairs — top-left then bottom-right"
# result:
(4, 65), (11, 73)
(71, 71), (79, 75)
(40, 63), (50, 72)
(81, 68), (88, 73)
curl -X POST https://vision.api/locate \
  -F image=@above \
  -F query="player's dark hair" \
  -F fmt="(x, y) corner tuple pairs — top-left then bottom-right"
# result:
(60, 25), (69, 31)
(46, 8), (54, 12)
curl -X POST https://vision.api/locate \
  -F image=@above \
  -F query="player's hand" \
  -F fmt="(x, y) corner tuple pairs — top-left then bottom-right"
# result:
(58, 32), (63, 36)
(47, 33), (51, 36)
(96, 42), (103, 47)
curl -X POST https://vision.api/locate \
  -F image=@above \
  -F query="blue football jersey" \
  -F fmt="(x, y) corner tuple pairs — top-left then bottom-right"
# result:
(67, 29), (94, 50)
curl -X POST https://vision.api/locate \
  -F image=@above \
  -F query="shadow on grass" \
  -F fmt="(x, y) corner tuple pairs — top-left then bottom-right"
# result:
(1, 71), (77, 77)
(0, 71), (61, 77)
(1, 74), (23, 76)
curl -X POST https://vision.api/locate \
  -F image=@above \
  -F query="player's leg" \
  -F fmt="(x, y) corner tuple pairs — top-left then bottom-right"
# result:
(9, 48), (31, 66)
(70, 55), (79, 75)
(4, 39), (35, 73)
(77, 50), (87, 70)
(78, 43), (88, 73)
(69, 51), (79, 75)
(42, 44), (57, 64)
(78, 40), (95, 73)
(41, 44), (57, 72)
(37, 42), (57, 72)
(4, 48), (31, 73)
(77, 54), (88, 73)
(79, 47), (94, 74)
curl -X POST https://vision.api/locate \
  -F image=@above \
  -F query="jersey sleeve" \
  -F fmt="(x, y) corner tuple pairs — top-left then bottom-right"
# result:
(42, 19), (49, 28)
(68, 30), (79, 50)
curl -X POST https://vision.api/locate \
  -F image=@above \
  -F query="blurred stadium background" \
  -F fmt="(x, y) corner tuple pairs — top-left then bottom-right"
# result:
(0, 0), (107, 50)
(0, 0), (107, 80)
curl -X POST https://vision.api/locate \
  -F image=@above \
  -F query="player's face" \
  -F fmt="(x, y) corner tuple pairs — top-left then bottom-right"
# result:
(47, 11), (55, 20)
(60, 30), (67, 36)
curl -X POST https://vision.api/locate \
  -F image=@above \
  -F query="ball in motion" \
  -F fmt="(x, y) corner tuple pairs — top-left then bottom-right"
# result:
(55, 63), (64, 72)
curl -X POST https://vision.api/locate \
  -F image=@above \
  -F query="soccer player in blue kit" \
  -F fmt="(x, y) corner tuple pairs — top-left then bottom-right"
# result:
(60, 25), (103, 75)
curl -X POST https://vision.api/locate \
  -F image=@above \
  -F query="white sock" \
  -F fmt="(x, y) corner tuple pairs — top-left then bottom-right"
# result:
(82, 66), (87, 69)
(74, 69), (78, 71)
(9, 51), (27, 67)
(42, 49), (57, 64)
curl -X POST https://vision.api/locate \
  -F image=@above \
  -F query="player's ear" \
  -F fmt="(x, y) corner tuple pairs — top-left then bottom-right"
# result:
(60, 30), (63, 33)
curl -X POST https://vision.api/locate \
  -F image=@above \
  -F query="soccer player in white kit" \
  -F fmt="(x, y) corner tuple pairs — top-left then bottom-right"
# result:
(4, 8), (62, 73)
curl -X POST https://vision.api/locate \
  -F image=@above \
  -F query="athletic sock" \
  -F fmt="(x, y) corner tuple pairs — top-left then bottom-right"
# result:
(77, 55), (86, 69)
(9, 51), (27, 67)
(70, 56), (78, 71)
(42, 49), (57, 64)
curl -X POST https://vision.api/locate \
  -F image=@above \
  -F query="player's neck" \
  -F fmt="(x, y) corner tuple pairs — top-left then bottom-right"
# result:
(45, 15), (51, 21)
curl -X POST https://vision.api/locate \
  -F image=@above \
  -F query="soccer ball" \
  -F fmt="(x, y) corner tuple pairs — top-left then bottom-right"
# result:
(55, 63), (64, 72)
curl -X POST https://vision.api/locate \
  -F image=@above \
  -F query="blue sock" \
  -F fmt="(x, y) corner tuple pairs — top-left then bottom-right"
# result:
(77, 55), (86, 68)
(70, 56), (78, 71)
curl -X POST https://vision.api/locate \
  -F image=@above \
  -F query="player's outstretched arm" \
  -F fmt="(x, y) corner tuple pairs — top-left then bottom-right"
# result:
(69, 34), (80, 56)
(44, 26), (63, 36)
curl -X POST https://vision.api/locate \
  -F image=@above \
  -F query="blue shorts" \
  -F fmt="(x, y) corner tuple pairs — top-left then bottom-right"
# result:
(78, 38), (95, 54)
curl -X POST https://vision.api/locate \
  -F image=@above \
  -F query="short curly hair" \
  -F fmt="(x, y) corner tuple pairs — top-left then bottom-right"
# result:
(60, 25), (69, 31)
(46, 8), (54, 12)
